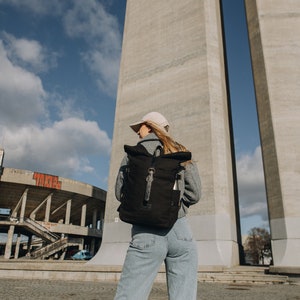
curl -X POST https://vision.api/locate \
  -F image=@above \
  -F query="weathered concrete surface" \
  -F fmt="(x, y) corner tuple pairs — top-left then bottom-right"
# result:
(1, 278), (300, 300)
(245, 0), (300, 267)
(92, 0), (239, 268)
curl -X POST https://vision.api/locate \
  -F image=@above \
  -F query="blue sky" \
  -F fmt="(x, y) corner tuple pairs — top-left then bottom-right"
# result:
(0, 0), (268, 236)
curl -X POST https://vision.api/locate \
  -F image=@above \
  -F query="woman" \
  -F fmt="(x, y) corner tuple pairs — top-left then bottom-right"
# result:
(114, 112), (201, 300)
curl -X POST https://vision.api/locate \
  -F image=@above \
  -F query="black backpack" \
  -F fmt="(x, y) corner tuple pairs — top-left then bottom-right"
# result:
(118, 143), (191, 228)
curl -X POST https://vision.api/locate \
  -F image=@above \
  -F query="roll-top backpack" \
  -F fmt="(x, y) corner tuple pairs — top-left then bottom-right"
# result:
(118, 143), (191, 229)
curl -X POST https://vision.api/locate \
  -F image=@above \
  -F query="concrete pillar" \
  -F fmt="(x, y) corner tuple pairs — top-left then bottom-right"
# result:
(19, 189), (27, 222)
(90, 209), (98, 255)
(26, 235), (32, 256)
(99, 210), (105, 232)
(30, 193), (52, 221)
(245, 0), (300, 267)
(4, 193), (25, 259)
(92, 209), (97, 229)
(44, 194), (52, 222)
(81, 204), (87, 227)
(80, 204), (87, 250)
(65, 199), (72, 225)
(79, 241), (84, 251)
(91, 0), (239, 267)
(14, 233), (21, 259)
(4, 225), (15, 259)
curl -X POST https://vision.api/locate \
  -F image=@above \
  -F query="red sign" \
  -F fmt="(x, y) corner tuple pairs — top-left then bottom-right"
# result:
(33, 172), (62, 190)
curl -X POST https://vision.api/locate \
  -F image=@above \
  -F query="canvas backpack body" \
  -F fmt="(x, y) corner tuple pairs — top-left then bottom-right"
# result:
(118, 143), (191, 229)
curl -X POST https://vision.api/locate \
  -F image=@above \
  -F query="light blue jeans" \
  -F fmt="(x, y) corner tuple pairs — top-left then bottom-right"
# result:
(114, 217), (198, 300)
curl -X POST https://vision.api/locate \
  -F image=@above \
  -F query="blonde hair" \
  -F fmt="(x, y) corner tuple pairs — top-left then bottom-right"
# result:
(144, 120), (189, 154)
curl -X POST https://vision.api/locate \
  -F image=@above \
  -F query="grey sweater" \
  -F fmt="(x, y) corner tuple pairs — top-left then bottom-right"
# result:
(115, 133), (201, 218)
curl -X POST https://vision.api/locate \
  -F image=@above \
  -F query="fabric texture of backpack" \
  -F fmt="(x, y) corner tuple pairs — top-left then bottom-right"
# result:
(118, 143), (191, 229)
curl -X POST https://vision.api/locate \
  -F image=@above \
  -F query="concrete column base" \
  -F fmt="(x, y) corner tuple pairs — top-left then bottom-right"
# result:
(88, 242), (129, 266)
(271, 217), (300, 267)
(272, 239), (300, 267)
(197, 240), (240, 267)
(89, 221), (131, 265)
(90, 217), (240, 267)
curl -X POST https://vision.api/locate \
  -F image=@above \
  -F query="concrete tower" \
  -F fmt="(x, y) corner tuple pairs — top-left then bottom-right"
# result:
(245, 0), (300, 268)
(92, 0), (240, 267)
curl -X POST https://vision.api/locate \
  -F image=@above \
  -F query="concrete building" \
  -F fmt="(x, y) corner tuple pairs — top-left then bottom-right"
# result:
(0, 149), (106, 260)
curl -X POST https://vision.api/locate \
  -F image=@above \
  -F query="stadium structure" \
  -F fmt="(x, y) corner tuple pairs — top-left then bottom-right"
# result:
(0, 149), (106, 260)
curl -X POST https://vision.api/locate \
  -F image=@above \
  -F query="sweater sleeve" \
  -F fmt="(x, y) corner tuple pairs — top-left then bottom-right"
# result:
(181, 161), (201, 206)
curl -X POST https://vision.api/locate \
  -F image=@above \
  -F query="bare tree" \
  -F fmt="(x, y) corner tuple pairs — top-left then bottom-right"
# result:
(244, 227), (271, 265)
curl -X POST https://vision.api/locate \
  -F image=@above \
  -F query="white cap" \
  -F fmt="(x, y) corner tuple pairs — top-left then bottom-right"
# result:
(129, 112), (170, 132)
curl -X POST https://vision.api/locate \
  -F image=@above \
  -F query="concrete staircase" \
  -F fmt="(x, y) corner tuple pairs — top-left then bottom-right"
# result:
(197, 266), (290, 284)
(19, 218), (79, 259)
(0, 261), (295, 285)
(22, 218), (60, 242)
(30, 237), (81, 259)
(0, 218), (60, 243)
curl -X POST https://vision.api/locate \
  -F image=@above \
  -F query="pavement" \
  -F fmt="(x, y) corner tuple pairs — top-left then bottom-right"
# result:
(1, 278), (300, 300)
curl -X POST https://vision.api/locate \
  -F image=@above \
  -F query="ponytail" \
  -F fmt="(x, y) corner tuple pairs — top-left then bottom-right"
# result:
(144, 121), (189, 154)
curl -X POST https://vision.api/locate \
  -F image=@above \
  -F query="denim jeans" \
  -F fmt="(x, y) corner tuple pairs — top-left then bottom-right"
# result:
(114, 217), (198, 300)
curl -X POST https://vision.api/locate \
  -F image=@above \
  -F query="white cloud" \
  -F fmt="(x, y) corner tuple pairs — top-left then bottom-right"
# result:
(2, 32), (58, 73)
(236, 146), (269, 222)
(0, 32), (112, 182)
(83, 49), (120, 97)
(0, 0), (122, 97)
(63, 0), (122, 97)
(0, 40), (47, 126)
(52, 95), (85, 120)
(2, 118), (111, 178)
(63, 0), (120, 43)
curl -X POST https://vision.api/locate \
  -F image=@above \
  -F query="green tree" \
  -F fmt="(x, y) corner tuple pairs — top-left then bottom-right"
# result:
(244, 227), (271, 265)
